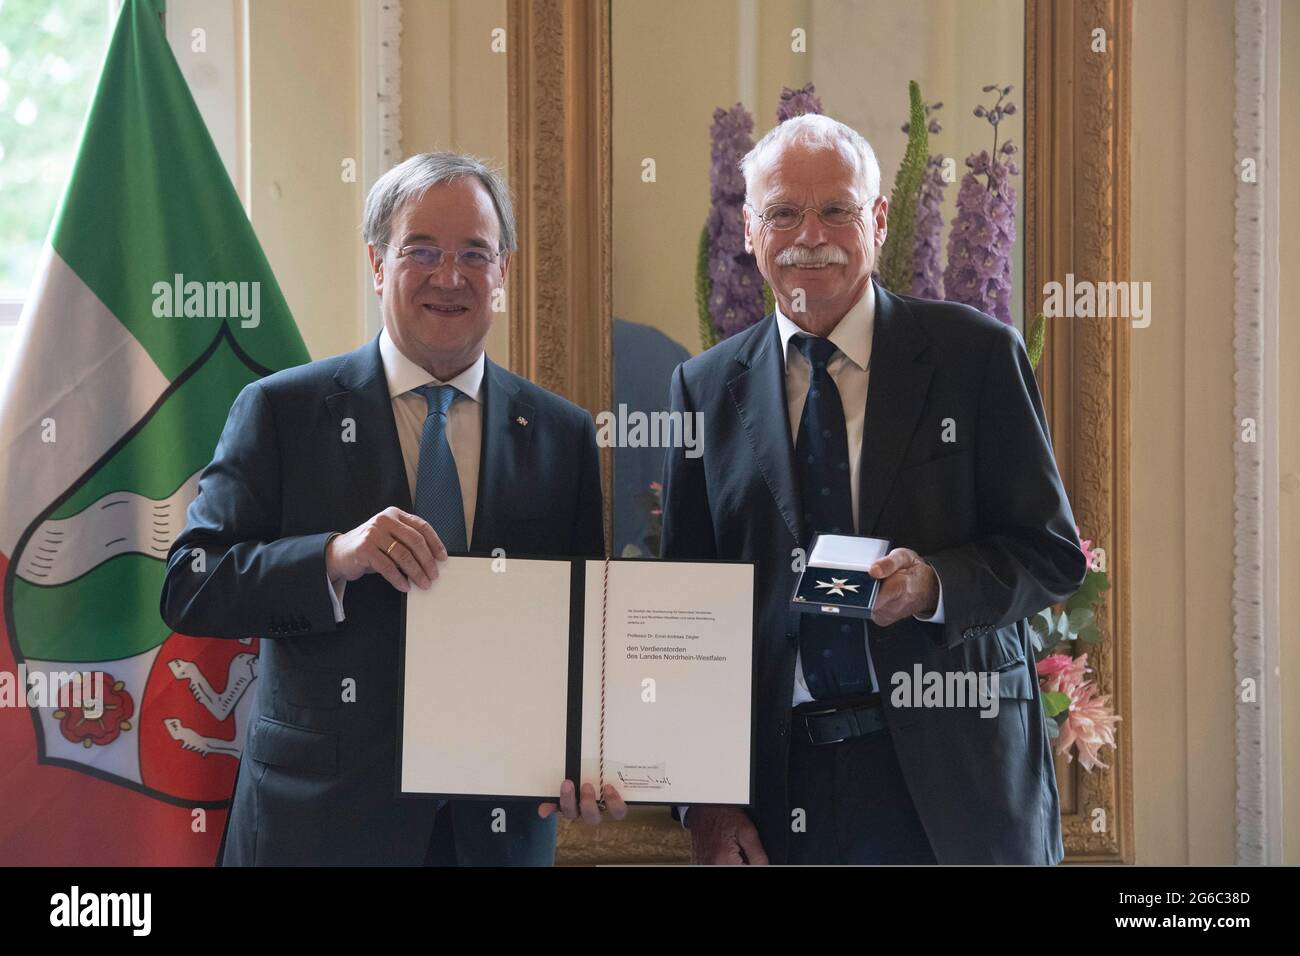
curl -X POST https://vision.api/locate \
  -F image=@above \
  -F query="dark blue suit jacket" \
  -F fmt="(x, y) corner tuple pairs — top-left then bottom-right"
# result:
(660, 282), (1087, 864)
(160, 335), (603, 865)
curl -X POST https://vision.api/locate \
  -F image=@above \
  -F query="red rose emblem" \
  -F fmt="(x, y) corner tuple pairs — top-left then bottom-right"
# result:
(52, 673), (135, 748)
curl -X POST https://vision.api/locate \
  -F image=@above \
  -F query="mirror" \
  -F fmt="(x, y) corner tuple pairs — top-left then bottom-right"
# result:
(507, 0), (1133, 865)
(611, 0), (1026, 558)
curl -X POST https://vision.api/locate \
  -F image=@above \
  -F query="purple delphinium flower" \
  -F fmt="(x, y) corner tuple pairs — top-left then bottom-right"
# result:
(777, 83), (824, 122)
(911, 100), (947, 300)
(707, 104), (765, 338)
(943, 150), (1019, 323)
(942, 84), (1019, 323)
(912, 154), (947, 299)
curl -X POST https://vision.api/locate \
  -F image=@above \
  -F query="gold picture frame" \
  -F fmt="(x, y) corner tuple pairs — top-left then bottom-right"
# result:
(508, 0), (1133, 865)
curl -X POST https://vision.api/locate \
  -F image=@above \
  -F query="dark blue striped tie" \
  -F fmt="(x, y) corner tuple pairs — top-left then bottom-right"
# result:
(412, 383), (467, 552)
(793, 335), (870, 699)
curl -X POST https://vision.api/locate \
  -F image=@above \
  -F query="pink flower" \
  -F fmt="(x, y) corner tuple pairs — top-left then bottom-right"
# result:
(1035, 654), (1073, 678)
(1056, 681), (1121, 772)
(1036, 653), (1089, 696)
(1075, 524), (1094, 570)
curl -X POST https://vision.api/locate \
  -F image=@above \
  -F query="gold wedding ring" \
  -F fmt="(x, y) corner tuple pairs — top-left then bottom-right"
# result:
(386, 541), (398, 555)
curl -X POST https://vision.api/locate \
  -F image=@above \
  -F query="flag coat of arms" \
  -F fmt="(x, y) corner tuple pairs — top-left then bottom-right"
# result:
(0, 0), (310, 864)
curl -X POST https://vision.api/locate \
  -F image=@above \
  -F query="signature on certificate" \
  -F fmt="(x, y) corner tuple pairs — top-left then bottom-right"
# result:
(612, 761), (672, 790)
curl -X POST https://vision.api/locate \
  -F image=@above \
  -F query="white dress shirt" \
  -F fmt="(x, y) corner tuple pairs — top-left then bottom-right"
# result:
(327, 327), (485, 621)
(773, 281), (945, 705)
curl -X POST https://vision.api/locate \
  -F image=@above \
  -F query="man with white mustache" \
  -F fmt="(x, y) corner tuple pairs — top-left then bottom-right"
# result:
(660, 114), (1086, 864)
(775, 244), (849, 269)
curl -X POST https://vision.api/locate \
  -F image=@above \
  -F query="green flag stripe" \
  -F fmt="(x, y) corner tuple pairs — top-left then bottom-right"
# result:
(12, 554), (170, 662)
(48, 0), (309, 381)
(12, 330), (265, 661)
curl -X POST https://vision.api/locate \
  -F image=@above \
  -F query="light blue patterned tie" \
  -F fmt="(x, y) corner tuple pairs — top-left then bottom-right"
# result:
(412, 383), (467, 552)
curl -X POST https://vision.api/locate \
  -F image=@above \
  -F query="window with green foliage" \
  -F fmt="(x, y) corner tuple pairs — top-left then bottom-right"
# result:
(0, 0), (112, 364)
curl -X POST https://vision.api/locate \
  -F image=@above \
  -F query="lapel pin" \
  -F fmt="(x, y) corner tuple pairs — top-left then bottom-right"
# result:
(515, 415), (529, 427)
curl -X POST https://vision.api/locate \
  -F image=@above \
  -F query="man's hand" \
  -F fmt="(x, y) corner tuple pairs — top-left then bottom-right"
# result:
(868, 547), (939, 626)
(538, 781), (628, 825)
(324, 507), (448, 593)
(688, 806), (769, 865)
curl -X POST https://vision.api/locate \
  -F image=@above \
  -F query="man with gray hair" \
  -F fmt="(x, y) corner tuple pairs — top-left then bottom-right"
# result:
(162, 151), (625, 865)
(661, 114), (1086, 864)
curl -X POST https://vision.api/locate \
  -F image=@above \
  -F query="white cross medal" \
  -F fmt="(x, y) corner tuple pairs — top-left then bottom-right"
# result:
(813, 577), (861, 598)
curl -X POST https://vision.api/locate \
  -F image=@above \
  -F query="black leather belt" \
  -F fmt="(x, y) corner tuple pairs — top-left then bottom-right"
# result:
(795, 693), (887, 745)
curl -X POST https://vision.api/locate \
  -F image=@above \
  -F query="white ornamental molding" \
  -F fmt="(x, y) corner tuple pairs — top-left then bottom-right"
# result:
(359, 0), (403, 337)
(376, 0), (404, 169)
(1231, 0), (1282, 866)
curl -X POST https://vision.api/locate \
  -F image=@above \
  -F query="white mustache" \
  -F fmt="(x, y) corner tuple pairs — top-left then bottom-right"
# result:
(775, 245), (849, 267)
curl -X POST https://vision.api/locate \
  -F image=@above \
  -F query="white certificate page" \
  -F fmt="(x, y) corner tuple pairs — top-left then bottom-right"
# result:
(400, 556), (572, 800)
(580, 560), (754, 805)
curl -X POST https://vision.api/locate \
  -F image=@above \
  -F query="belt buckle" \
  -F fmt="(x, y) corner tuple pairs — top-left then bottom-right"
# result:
(801, 706), (847, 746)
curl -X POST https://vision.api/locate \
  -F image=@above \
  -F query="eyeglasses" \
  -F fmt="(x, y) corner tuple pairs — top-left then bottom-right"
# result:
(381, 241), (501, 273)
(746, 199), (871, 231)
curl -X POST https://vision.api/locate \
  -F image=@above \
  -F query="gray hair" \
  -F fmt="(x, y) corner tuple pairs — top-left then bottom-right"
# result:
(362, 151), (517, 253)
(739, 113), (881, 203)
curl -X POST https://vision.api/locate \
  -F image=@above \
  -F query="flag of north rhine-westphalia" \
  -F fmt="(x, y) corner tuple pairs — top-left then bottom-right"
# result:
(0, 0), (309, 864)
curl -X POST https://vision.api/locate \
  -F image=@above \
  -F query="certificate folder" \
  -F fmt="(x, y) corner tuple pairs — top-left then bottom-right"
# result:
(397, 556), (755, 807)
(790, 532), (892, 620)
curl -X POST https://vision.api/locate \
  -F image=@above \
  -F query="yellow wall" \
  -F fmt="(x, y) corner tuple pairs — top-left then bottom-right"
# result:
(402, 0), (510, 367)
(612, 0), (746, 355)
(247, 0), (508, 365)
(1130, 0), (1234, 865)
(1132, 0), (1298, 864)
(248, 0), (362, 361)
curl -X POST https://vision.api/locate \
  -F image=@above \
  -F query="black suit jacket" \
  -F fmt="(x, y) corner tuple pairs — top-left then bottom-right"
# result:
(660, 281), (1087, 864)
(160, 335), (603, 864)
